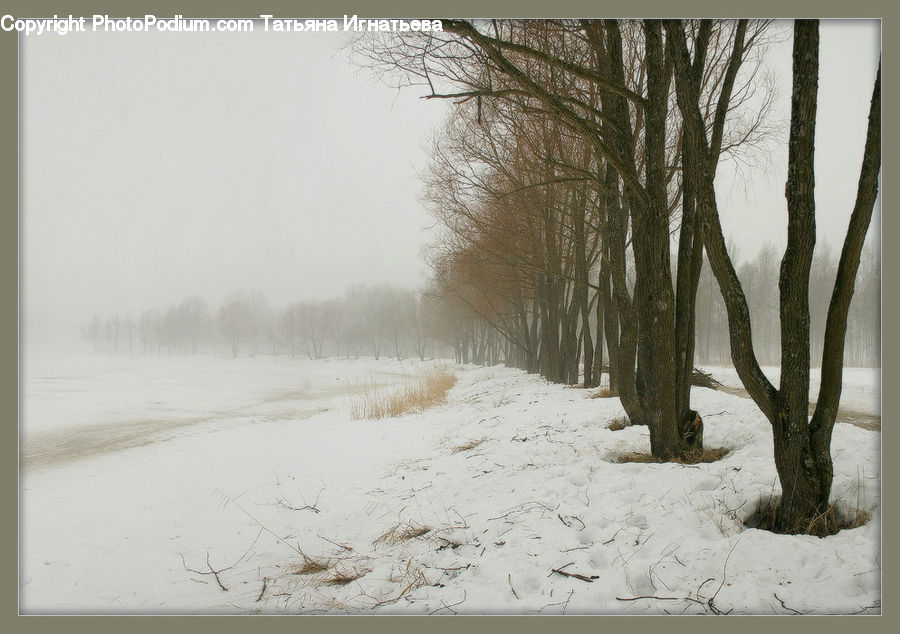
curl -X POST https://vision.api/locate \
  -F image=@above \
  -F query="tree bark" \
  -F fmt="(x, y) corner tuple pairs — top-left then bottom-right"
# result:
(809, 59), (881, 509)
(668, 18), (880, 531)
(634, 20), (680, 458)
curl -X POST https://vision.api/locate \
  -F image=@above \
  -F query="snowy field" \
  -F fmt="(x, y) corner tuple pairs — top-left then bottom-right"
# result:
(702, 365), (881, 419)
(20, 356), (881, 614)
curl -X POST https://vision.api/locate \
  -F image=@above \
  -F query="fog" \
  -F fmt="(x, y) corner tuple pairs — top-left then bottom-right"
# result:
(22, 27), (448, 348)
(714, 20), (882, 262)
(21, 20), (880, 355)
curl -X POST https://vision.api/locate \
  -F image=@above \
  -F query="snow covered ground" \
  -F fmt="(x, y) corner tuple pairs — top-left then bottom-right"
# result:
(702, 365), (881, 419)
(20, 356), (881, 614)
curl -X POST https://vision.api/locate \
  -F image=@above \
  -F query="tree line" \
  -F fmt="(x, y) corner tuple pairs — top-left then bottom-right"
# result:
(695, 241), (879, 368)
(82, 284), (457, 362)
(358, 19), (881, 532)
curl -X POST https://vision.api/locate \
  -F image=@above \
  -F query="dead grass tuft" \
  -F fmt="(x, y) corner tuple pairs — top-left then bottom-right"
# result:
(350, 368), (457, 420)
(745, 486), (874, 537)
(591, 387), (619, 399)
(607, 416), (631, 431)
(388, 558), (428, 599)
(373, 521), (432, 547)
(320, 567), (369, 586)
(288, 556), (332, 575)
(615, 447), (729, 464)
(452, 438), (485, 453)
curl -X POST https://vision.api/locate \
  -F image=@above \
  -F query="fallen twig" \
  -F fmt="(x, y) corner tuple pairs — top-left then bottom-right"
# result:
(276, 488), (323, 513)
(429, 590), (467, 615)
(488, 501), (556, 521)
(508, 574), (520, 599)
(538, 589), (575, 614)
(277, 497), (320, 513)
(256, 576), (268, 602)
(602, 529), (622, 545)
(557, 513), (586, 531)
(180, 551), (239, 592)
(551, 563), (599, 583)
(774, 592), (805, 615)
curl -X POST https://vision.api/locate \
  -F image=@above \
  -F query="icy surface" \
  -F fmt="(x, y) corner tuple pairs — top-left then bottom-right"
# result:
(20, 357), (881, 614)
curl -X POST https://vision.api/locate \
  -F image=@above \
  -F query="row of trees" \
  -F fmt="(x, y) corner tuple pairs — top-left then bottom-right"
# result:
(84, 295), (210, 357)
(359, 19), (880, 532)
(83, 285), (455, 361)
(695, 241), (879, 367)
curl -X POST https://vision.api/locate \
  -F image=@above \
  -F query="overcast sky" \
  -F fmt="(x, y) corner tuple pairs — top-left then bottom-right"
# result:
(21, 19), (880, 342)
(715, 19), (882, 263)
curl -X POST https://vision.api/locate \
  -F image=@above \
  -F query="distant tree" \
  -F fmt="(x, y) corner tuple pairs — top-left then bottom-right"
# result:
(365, 285), (393, 360)
(84, 315), (103, 354)
(339, 285), (369, 359)
(846, 244), (880, 366)
(218, 295), (252, 358)
(738, 243), (781, 365)
(247, 291), (272, 357)
(177, 295), (210, 355)
(808, 241), (838, 366)
(277, 303), (303, 357)
(123, 315), (136, 357)
(410, 292), (433, 361)
(297, 301), (332, 360)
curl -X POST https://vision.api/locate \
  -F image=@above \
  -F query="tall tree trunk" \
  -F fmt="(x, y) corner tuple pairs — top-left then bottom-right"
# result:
(602, 249), (619, 392)
(674, 128), (705, 427)
(808, 55), (881, 513)
(631, 20), (679, 458)
(592, 276), (605, 388)
(772, 20), (820, 529)
(667, 18), (880, 531)
(601, 19), (643, 425)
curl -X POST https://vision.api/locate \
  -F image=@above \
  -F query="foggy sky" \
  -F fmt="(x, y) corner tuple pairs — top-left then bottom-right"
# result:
(21, 19), (880, 342)
(715, 20), (882, 264)
(22, 26), (449, 339)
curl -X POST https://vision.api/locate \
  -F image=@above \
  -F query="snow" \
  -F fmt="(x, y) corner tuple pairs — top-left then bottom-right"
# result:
(20, 356), (881, 614)
(702, 364), (881, 418)
(21, 354), (420, 434)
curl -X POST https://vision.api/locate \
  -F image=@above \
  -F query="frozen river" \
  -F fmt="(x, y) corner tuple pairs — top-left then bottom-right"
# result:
(20, 354), (418, 470)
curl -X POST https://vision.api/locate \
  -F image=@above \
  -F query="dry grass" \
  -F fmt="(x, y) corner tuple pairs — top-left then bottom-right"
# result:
(373, 521), (432, 547)
(746, 473), (874, 537)
(451, 438), (485, 453)
(320, 567), (369, 586)
(615, 447), (730, 464)
(607, 416), (631, 431)
(591, 387), (619, 399)
(387, 558), (428, 601)
(288, 556), (332, 576)
(350, 368), (457, 420)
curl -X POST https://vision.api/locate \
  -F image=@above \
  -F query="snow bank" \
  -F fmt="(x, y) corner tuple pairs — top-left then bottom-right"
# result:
(20, 360), (880, 614)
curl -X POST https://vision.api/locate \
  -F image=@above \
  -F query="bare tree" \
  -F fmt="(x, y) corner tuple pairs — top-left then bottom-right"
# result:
(667, 18), (880, 531)
(218, 295), (252, 358)
(359, 19), (773, 457)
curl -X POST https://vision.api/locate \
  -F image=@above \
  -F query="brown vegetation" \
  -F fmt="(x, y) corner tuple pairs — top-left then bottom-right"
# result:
(451, 438), (485, 453)
(615, 447), (729, 464)
(745, 495), (872, 538)
(350, 368), (457, 420)
(607, 416), (631, 431)
(288, 557), (332, 576)
(373, 521), (432, 547)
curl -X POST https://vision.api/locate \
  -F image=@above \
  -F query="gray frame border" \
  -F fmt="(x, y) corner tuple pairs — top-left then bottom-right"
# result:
(2, 1), (892, 632)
